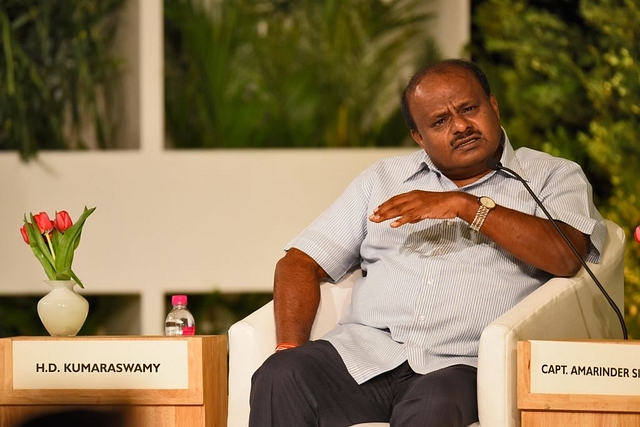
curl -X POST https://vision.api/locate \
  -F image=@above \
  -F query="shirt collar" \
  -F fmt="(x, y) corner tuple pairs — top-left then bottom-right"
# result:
(498, 131), (526, 178)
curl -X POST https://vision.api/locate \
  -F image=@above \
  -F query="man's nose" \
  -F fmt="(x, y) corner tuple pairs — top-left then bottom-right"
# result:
(451, 114), (470, 132)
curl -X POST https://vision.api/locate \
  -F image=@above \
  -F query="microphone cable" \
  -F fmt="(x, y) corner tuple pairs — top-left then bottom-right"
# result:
(486, 157), (628, 340)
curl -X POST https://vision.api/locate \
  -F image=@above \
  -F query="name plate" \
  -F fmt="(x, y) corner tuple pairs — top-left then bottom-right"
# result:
(530, 340), (640, 396)
(12, 339), (189, 390)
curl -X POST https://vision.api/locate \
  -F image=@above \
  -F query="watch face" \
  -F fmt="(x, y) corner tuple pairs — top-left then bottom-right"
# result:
(480, 196), (496, 209)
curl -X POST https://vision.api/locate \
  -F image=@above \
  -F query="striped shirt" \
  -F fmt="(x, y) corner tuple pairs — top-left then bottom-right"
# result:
(286, 132), (607, 384)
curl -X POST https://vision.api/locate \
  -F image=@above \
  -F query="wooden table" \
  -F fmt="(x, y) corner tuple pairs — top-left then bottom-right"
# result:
(0, 336), (227, 427)
(518, 340), (640, 427)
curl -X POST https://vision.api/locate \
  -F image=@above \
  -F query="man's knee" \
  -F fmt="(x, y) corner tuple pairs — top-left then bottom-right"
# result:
(391, 365), (478, 426)
(251, 348), (313, 391)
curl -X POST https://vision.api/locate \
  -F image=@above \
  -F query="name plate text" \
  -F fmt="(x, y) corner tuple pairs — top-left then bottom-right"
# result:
(530, 340), (640, 396)
(12, 339), (189, 390)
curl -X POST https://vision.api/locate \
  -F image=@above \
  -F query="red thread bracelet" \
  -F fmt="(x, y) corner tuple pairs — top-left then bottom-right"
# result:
(275, 342), (298, 352)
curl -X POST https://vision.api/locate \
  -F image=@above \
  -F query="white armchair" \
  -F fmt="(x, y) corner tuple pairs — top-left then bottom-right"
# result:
(228, 219), (625, 427)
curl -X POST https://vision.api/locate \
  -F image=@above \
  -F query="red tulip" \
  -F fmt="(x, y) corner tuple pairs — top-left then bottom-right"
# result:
(20, 206), (96, 288)
(33, 212), (54, 234)
(55, 210), (73, 232)
(635, 226), (640, 244)
(20, 225), (30, 244)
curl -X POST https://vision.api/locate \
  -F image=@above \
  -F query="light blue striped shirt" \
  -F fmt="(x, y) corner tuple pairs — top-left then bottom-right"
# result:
(287, 133), (607, 384)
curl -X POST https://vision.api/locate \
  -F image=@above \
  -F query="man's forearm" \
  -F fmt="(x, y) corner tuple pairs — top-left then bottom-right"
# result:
(370, 190), (590, 277)
(466, 201), (590, 276)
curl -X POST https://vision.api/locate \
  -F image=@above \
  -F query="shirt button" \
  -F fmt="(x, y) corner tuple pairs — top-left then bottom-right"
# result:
(447, 219), (455, 226)
(418, 315), (426, 322)
(427, 280), (434, 286)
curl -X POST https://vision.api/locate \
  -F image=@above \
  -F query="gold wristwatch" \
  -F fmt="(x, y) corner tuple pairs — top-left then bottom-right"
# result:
(469, 196), (496, 232)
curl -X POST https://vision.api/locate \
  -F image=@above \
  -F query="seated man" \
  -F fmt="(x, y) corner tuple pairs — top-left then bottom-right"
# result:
(249, 58), (607, 426)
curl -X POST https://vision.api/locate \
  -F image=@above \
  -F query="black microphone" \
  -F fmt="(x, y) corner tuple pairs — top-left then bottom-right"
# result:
(486, 157), (628, 340)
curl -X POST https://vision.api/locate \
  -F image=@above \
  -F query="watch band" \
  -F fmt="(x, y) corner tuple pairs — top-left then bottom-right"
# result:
(470, 196), (496, 232)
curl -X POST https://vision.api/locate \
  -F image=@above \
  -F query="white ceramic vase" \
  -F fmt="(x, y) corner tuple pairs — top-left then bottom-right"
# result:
(37, 280), (89, 336)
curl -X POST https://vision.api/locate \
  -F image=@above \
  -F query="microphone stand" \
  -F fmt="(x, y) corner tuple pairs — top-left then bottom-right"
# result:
(487, 158), (628, 340)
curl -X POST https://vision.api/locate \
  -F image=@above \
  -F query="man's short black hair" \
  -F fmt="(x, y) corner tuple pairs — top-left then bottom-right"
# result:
(400, 59), (492, 132)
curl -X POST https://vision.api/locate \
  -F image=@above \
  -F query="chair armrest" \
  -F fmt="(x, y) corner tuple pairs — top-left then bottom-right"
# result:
(228, 301), (276, 427)
(477, 219), (625, 427)
(227, 269), (362, 427)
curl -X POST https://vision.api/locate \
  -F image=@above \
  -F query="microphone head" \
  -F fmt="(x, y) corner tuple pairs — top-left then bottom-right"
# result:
(485, 157), (502, 171)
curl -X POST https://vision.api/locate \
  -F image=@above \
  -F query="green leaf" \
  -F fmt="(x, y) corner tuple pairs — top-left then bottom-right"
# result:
(23, 217), (55, 280)
(26, 214), (55, 267)
(54, 206), (96, 287)
(67, 268), (84, 289)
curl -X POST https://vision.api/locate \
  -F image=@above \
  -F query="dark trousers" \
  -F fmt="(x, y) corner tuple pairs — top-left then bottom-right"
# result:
(249, 340), (478, 427)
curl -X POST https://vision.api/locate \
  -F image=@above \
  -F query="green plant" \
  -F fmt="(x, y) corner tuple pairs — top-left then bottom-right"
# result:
(21, 207), (96, 288)
(164, 0), (440, 149)
(0, 0), (126, 161)
(473, 0), (640, 335)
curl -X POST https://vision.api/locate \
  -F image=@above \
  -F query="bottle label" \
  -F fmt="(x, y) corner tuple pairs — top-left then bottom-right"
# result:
(181, 326), (196, 336)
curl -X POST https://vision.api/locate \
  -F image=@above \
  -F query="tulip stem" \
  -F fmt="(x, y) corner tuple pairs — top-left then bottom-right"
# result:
(44, 232), (56, 261)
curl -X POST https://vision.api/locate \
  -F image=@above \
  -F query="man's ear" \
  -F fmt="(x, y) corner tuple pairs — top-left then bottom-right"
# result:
(490, 94), (500, 119)
(410, 129), (426, 151)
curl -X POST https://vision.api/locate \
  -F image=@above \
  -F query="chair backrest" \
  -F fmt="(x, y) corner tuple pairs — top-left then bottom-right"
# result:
(309, 269), (362, 339)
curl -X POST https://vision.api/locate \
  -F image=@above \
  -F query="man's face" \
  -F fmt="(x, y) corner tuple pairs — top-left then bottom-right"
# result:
(408, 68), (502, 183)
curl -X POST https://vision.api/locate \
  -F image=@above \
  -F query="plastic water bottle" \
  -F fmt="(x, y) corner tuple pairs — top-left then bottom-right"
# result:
(164, 295), (196, 336)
